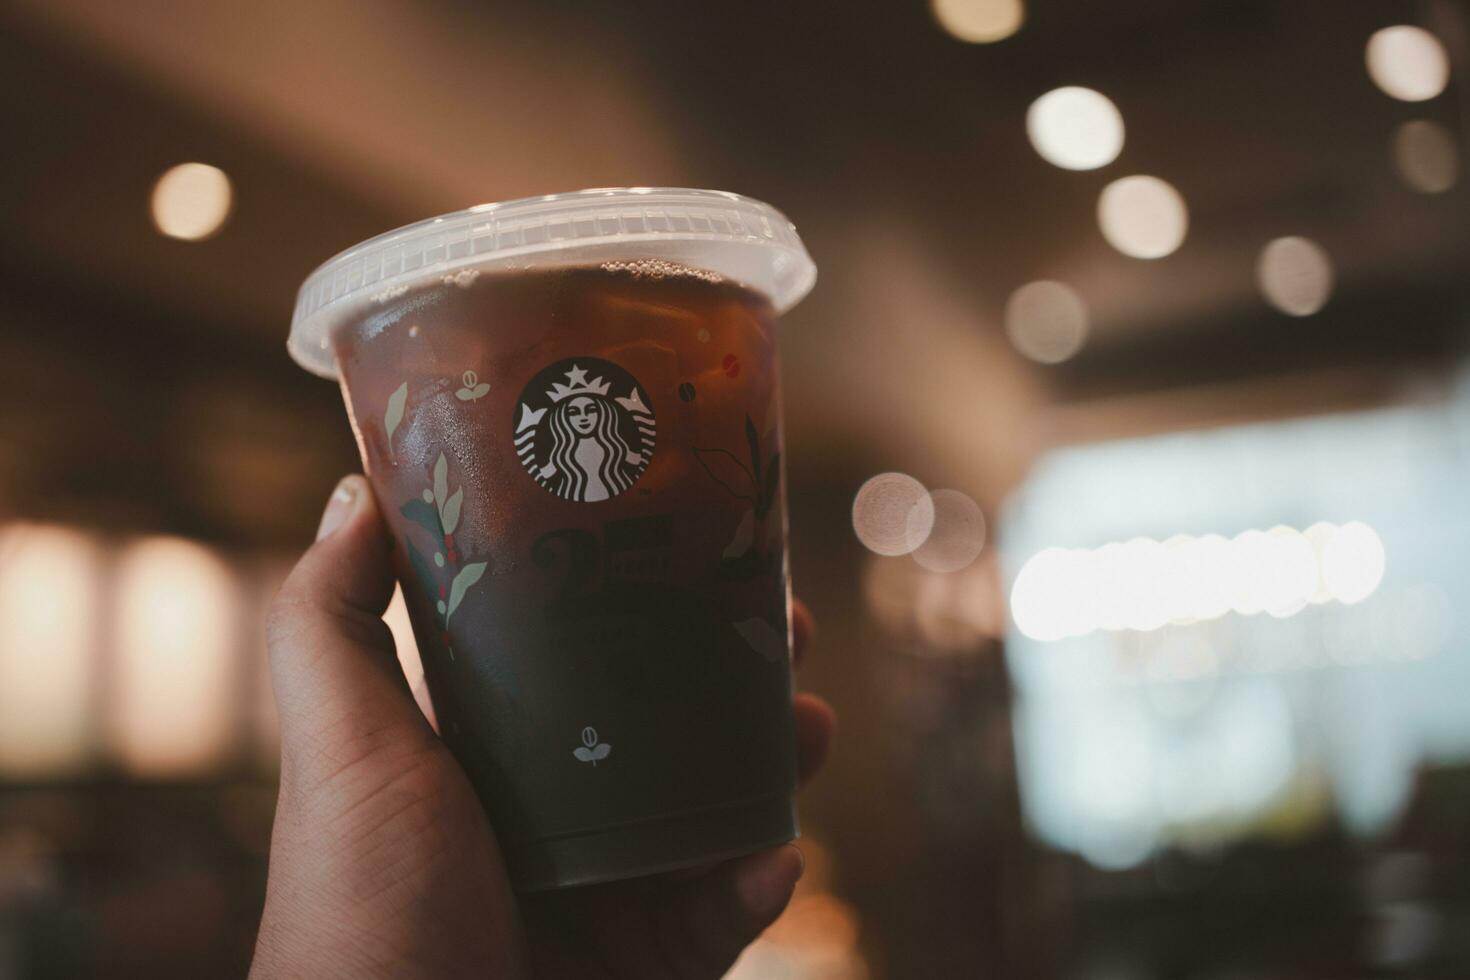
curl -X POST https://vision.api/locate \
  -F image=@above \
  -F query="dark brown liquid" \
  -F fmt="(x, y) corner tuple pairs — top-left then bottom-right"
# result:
(332, 262), (797, 887)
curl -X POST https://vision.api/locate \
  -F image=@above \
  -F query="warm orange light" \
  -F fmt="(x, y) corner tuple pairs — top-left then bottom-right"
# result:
(911, 489), (986, 573)
(0, 525), (99, 776)
(931, 0), (1023, 43)
(151, 162), (233, 241)
(1005, 280), (1089, 363)
(1256, 236), (1334, 316)
(1026, 87), (1124, 171)
(1393, 120), (1459, 194)
(1097, 175), (1188, 259)
(1366, 26), (1449, 102)
(112, 537), (238, 775)
(852, 473), (934, 557)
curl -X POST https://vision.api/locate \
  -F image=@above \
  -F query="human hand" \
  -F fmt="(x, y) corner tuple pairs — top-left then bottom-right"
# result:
(250, 475), (836, 980)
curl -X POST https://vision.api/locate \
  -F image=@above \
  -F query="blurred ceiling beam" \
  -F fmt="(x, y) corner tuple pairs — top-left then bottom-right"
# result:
(3, 0), (688, 216)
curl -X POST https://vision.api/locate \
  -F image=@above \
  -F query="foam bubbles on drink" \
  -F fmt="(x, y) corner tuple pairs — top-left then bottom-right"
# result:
(442, 269), (481, 288)
(601, 259), (724, 284)
(370, 284), (410, 304)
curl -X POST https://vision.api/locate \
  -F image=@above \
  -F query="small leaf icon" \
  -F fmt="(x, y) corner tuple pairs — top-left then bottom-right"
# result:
(400, 498), (443, 538)
(456, 382), (491, 401)
(405, 541), (436, 598)
(434, 552), (445, 568)
(441, 487), (464, 535)
(574, 727), (611, 765)
(746, 415), (762, 486)
(446, 561), (487, 621)
(758, 452), (781, 518)
(733, 616), (786, 662)
(433, 453), (448, 510)
(723, 509), (755, 559)
(385, 383), (408, 456)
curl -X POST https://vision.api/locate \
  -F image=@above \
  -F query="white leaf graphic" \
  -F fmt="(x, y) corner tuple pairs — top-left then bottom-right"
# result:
(384, 383), (408, 454)
(446, 561), (487, 621)
(732, 617), (786, 662)
(574, 743), (611, 765)
(456, 383), (491, 401)
(723, 509), (755, 559)
(433, 453), (448, 510)
(441, 487), (464, 535)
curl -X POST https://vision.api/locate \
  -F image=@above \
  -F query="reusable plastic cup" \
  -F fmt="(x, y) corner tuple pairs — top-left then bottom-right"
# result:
(288, 188), (817, 890)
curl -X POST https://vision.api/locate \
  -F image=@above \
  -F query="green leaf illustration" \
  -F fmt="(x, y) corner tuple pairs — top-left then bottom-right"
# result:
(746, 415), (762, 489)
(723, 508), (755, 558)
(758, 451), (781, 517)
(433, 453), (448, 510)
(733, 616), (786, 663)
(385, 383), (408, 455)
(447, 561), (488, 622)
(692, 447), (757, 502)
(441, 487), (464, 535)
(405, 540), (437, 599)
(400, 497), (444, 540)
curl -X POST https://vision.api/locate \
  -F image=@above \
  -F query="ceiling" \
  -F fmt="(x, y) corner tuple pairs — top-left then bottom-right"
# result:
(0, 0), (1465, 543)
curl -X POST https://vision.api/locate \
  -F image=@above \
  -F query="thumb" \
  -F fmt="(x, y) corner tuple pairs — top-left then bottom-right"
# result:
(266, 475), (429, 778)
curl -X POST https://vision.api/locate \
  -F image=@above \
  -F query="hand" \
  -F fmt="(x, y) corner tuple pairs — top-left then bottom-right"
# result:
(251, 475), (837, 980)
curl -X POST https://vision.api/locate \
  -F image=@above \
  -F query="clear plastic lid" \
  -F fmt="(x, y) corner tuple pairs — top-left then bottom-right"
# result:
(289, 187), (818, 378)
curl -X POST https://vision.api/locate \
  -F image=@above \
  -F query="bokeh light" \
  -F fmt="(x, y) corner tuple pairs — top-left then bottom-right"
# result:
(930, 0), (1024, 44)
(1004, 280), (1089, 364)
(1323, 521), (1387, 604)
(151, 162), (233, 241)
(1009, 522), (1386, 641)
(1026, 86), (1125, 170)
(1256, 236), (1334, 316)
(853, 473), (935, 556)
(1097, 175), (1188, 259)
(113, 537), (238, 775)
(1365, 26), (1450, 102)
(0, 525), (99, 776)
(1392, 119), (1459, 194)
(911, 489), (986, 573)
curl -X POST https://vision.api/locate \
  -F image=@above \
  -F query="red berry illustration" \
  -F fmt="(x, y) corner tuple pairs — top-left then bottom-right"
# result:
(439, 583), (447, 599)
(722, 353), (741, 378)
(445, 533), (455, 549)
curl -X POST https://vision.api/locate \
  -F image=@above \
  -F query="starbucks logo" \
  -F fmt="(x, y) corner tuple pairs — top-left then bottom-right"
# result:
(514, 357), (656, 502)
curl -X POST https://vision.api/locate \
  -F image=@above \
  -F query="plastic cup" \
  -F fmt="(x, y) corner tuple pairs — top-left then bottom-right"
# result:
(289, 188), (817, 890)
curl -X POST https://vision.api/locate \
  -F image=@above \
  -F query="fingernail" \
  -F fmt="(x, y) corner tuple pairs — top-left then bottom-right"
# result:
(316, 477), (358, 541)
(736, 845), (802, 921)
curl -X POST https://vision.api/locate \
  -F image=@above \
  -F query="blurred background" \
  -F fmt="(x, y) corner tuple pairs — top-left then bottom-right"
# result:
(1, 0), (1468, 976)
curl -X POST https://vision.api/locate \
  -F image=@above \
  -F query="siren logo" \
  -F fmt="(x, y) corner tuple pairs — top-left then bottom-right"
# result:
(514, 357), (656, 502)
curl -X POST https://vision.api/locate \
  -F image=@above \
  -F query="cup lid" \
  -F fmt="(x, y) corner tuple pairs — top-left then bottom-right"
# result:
(288, 187), (817, 378)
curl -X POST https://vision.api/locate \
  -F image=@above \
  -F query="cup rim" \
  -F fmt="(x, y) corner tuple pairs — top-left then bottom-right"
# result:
(288, 187), (817, 379)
